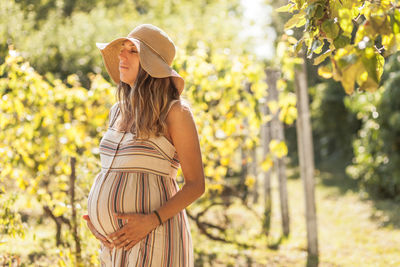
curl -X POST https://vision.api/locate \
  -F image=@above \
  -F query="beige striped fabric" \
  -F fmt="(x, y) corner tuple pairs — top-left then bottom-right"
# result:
(87, 100), (194, 266)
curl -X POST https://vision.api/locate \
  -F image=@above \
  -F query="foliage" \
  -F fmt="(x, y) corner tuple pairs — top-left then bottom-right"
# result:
(274, 1), (400, 202)
(277, 0), (400, 94)
(345, 54), (400, 200)
(1, 0), (298, 264)
(0, 49), (114, 265)
(0, 13), (268, 265)
(1, 0), (245, 88)
(310, 79), (361, 167)
(0, 192), (26, 242)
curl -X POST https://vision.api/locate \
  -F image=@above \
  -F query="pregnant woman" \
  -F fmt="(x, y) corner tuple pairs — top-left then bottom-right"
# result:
(82, 24), (205, 266)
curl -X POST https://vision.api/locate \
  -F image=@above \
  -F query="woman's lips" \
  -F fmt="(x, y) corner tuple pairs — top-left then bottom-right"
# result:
(119, 65), (129, 69)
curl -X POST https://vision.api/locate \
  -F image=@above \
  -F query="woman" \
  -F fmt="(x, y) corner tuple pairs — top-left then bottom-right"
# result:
(82, 24), (205, 266)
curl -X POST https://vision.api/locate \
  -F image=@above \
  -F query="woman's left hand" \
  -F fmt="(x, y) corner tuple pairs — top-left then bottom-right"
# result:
(108, 212), (158, 251)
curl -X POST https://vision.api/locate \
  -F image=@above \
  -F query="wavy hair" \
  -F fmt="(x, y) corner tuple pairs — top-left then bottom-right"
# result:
(115, 64), (181, 139)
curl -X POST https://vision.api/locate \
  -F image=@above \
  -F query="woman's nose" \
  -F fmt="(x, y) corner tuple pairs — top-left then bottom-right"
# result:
(118, 48), (126, 60)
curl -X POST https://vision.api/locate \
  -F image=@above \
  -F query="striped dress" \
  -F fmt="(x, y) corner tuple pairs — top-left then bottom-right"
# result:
(87, 100), (194, 266)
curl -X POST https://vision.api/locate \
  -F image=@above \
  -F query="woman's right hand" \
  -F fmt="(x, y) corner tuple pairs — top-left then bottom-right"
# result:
(82, 214), (114, 250)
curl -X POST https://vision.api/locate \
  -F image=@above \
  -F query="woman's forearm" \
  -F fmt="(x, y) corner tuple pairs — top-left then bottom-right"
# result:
(151, 179), (205, 226)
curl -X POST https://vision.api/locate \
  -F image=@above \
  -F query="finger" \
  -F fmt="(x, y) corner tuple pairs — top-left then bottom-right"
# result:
(85, 220), (98, 235)
(96, 232), (108, 242)
(118, 238), (130, 249)
(113, 212), (134, 219)
(113, 235), (128, 248)
(123, 240), (135, 251)
(122, 239), (133, 249)
(86, 219), (96, 229)
(85, 221), (112, 243)
(124, 240), (137, 251)
(92, 229), (107, 241)
(114, 234), (132, 248)
(86, 220), (107, 240)
(85, 221), (97, 235)
(108, 228), (126, 240)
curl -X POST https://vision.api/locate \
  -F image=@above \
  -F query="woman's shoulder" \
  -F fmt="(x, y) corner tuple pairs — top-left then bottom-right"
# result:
(168, 98), (191, 113)
(166, 98), (194, 125)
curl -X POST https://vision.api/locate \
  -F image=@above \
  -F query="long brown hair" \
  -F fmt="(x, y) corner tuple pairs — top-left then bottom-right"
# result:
(115, 64), (181, 139)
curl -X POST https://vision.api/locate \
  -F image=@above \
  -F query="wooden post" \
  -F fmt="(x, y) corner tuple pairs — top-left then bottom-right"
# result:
(266, 68), (290, 237)
(260, 93), (272, 235)
(250, 146), (259, 203)
(70, 157), (82, 266)
(266, 68), (290, 236)
(240, 122), (249, 202)
(294, 50), (319, 265)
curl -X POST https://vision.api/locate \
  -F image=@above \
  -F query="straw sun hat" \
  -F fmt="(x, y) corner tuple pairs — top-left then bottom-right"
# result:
(96, 24), (184, 95)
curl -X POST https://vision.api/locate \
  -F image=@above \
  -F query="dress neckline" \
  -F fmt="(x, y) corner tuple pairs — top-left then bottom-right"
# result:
(107, 126), (176, 152)
(108, 100), (178, 153)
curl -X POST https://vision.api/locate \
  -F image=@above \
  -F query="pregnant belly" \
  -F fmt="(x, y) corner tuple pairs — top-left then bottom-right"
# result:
(87, 171), (178, 238)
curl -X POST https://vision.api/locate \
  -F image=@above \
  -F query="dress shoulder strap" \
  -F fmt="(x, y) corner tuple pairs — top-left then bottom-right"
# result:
(108, 102), (120, 128)
(166, 99), (180, 115)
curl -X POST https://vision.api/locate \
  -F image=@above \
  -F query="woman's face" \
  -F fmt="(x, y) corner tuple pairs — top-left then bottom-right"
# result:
(118, 40), (140, 87)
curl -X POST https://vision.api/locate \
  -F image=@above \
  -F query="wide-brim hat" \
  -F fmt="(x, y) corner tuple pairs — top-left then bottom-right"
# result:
(96, 24), (184, 95)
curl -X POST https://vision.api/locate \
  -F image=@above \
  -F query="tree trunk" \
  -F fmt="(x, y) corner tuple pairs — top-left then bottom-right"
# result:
(250, 146), (259, 204)
(294, 50), (319, 265)
(261, 76), (272, 236)
(69, 157), (82, 266)
(240, 142), (249, 202)
(43, 205), (70, 247)
(266, 67), (290, 237)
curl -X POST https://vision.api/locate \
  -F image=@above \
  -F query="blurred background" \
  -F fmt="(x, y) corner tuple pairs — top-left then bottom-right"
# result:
(1, 0), (400, 266)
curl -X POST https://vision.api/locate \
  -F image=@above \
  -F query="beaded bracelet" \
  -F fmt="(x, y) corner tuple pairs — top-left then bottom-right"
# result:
(153, 210), (163, 225)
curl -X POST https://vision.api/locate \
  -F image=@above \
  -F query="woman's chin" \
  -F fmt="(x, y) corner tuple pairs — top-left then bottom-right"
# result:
(120, 77), (129, 84)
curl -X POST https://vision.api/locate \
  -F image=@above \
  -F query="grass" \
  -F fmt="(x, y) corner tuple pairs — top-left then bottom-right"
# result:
(260, 167), (400, 266)
(190, 166), (400, 266)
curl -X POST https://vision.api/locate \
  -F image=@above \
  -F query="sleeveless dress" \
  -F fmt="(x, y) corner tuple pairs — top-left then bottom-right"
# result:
(87, 100), (194, 267)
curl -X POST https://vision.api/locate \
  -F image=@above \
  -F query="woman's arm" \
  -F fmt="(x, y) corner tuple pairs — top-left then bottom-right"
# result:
(152, 101), (205, 224)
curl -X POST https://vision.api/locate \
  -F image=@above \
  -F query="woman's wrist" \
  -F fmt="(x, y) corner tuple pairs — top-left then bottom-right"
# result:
(150, 211), (162, 229)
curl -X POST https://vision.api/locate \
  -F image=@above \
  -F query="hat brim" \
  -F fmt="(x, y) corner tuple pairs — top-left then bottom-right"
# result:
(96, 37), (184, 95)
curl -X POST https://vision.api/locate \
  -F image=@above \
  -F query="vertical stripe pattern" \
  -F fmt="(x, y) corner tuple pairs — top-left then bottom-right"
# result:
(87, 100), (194, 266)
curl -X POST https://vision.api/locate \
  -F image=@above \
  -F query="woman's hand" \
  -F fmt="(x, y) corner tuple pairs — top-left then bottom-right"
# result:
(108, 212), (159, 251)
(82, 214), (114, 250)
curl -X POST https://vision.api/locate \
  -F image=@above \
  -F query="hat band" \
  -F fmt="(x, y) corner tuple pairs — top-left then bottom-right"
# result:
(132, 36), (170, 66)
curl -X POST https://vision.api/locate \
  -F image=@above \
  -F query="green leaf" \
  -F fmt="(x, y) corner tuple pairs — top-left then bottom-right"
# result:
(269, 139), (288, 158)
(318, 64), (333, 79)
(294, 38), (304, 54)
(305, 3), (318, 17)
(338, 8), (353, 33)
(313, 49), (332, 65)
(311, 39), (324, 54)
(276, 3), (294, 13)
(284, 11), (306, 30)
(333, 35), (351, 49)
(261, 155), (273, 171)
(321, 19), (340, 40)
(338, 53), (358, 69)
(341, 60), (360, 94)
(361, 49), (384, 84)
(358, 76), (379, 92)
(314, 4), (325, 20)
